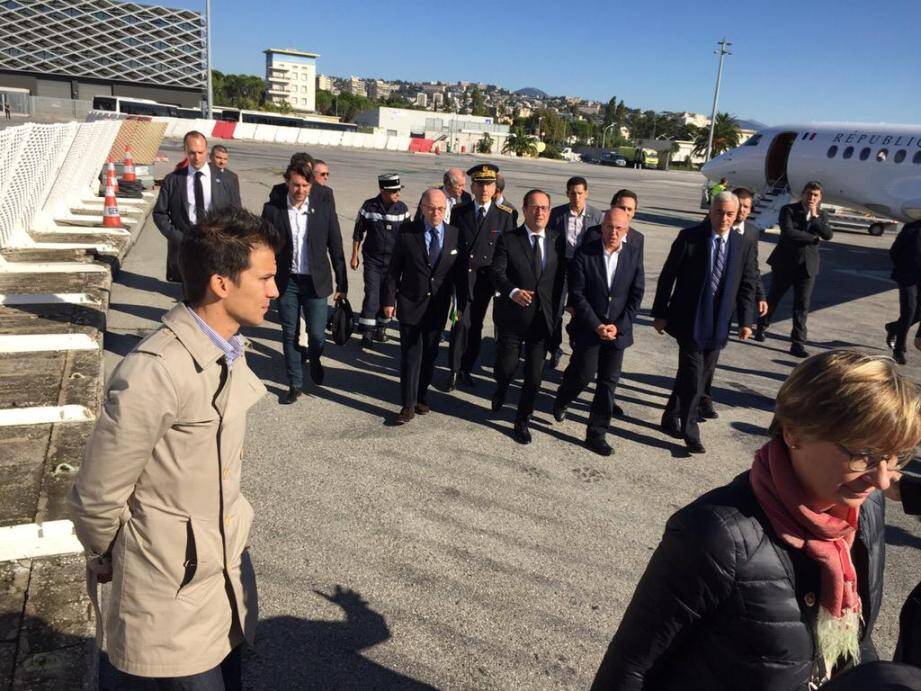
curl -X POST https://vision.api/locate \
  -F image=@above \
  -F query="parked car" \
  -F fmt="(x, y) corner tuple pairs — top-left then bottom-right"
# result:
(580, 152), (599, 164)
(560, 147), (580, 162)
(600, 151), (628, 167)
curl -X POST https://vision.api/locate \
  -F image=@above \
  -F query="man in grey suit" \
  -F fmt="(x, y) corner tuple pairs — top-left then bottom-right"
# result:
(210, 144), (242, 208)
(154, 131), (240, 282)
(546, 176), (605, 368)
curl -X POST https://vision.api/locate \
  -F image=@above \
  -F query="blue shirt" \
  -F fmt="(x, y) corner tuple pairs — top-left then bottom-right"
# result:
(422, 219), (445, 256)
(185, 304), (245, 368)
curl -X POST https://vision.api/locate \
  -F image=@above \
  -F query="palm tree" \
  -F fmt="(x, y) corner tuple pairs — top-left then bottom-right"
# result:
(502, 125), (537, 157)
(692, 113), (742, 157)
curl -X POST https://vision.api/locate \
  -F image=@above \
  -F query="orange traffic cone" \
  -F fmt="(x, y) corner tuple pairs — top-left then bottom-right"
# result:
(106, 159), (119, 193)
(122, 146), (136, 182)
(102, 182), (122, 228)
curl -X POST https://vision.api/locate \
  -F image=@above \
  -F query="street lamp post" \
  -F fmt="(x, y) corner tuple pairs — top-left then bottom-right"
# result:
(704, 38), (732, 162)
(602, 123), (615, 150)
(204, 0), (213, 118)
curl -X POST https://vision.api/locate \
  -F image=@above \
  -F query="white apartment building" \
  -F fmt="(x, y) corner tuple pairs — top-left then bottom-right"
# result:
(265, 48), (318, 112)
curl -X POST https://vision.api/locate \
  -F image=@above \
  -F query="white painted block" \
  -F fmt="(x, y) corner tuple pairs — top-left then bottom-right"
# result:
(0, 293), (97, 306)
(0, 405), (95, 426)
(0, 333), (98, 353)
(0, 520), (85, 562)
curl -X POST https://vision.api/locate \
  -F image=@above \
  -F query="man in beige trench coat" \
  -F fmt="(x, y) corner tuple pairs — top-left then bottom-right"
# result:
(68, 207), (281, 688)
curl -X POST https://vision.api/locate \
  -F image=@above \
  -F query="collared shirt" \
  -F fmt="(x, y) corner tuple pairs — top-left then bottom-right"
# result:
(565, 206), (589, 252)
(474, 200), (492, 219)
(423, 218), (445, 258)
(710, 229), (731, 275)
(185, 304), (244, 368)
(510, 226), (547, 299)
(603, 244), (624, 288)
(802, 202), (814, 221)
(733, 221), (745, 235)
(186, 164), (212, 224)
(288, 195), (311, 274)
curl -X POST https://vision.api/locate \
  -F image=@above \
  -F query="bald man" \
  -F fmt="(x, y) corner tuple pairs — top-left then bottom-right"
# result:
(553, 209), (645, 456)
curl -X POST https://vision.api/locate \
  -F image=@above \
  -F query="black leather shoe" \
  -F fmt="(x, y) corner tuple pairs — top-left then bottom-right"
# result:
(790, 343), (809, 358)
(553, 400), (568, 423)
(414, 402), (431, 415)
(586, 436), (614, 457)
(458, 370), (475, 387)
(282, 387), (301, 405)
(444, 371), (458, 392)
(361, 333), (373, 349)
(685, 438), (706, 454)
(894, 351), (907, 365)
(373, 326), (389, 343)
(513, 420), (532, 445)
(491, 390), (506, 412)
(395, 406), (415, 424)
(885, 322), (897, 350)
(661, 418), (682, 439)
(754, 325), (766, 342)
(612, 403), (624, 418)
(547, 349), (562, 370)
(699, 405), (719, 420)
(298, 345), (308, 363)
(310, 360), (325, 385)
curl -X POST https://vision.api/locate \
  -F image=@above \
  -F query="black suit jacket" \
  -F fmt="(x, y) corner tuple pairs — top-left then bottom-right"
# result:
(261, 186), (347, 298)
(569, 237), (645, 349)
(889, 220), (921, 285)
(152, 162), (238, 280)
(738, 222), (766, 302)
(584, 224), (646, 254)
(549, 204), (605, 254)
(490, 226), (566, 336)
(767, 202), (832, 278)
(384, 220), (466, 327)
(651, 220), (757, 345)
(221, 168), (242, 208)
(452, 201), (517, 298)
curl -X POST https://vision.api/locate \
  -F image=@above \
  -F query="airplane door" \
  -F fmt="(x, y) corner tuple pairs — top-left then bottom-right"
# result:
(765, 132), (798, 187)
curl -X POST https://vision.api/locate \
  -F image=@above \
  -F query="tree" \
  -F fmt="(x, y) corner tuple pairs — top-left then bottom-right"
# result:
(602, 96), (618, 127)
(476, 132), (494, 154)
(692, 112), (742, 157)
(469, 85), (487, 117)
(502, 125), (537, 157)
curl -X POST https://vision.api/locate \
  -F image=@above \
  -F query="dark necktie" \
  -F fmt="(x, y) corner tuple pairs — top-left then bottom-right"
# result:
(428, 227), (440, 266)
(194, 171), (206, 223)
(710, 236), (726, 295)
(531, 234), (543, 276)
(477, 206), (486, 228)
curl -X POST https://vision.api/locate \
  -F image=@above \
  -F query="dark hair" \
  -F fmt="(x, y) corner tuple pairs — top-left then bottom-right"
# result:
(290, 152), (314, 167)
(183, 130), (207, 149)
(179, 208), (282, 306)
(211, 144), (228, 155)
(284, 163), (313, 183)
(523, 189), (550, 208)
(802, 180), (822, 194)
(313, 159), (327, 167)
(732, 186), (754, 201)
(495, 172), (506, 193)
(610, 188), (638, 207)
(566, 176), (588, 192)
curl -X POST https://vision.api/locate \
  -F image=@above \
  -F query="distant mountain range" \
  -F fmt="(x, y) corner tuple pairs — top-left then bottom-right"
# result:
(514, 87), (549, 99)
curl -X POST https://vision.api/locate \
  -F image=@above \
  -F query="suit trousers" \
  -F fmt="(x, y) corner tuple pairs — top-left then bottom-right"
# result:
(557, 339), (625, 439)
(399, 313), (444, 407)
(359, 257), (392, 330)
(891, 283), (921, 354)
(102, 647), (241, 690)
(662, 342), (721, 444)
(762, 269), (815, 346)
(449, 272), (494, 373)
(699, 348), (720, 413)
(278, 275), (327, 387)
(494, 316), (551, 422)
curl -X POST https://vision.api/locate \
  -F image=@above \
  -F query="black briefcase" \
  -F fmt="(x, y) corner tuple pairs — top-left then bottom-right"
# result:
(330, 297), (354, 346)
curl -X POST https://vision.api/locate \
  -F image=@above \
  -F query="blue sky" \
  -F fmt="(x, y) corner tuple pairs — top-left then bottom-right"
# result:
(165, 0), (920, 126)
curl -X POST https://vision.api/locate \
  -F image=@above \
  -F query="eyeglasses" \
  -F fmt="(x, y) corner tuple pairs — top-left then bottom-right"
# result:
(315, 172), (329, 178)
(836, 443), (917, 472)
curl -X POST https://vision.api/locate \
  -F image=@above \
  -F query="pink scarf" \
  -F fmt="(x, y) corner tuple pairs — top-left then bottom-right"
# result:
(750, 438), (860, 620)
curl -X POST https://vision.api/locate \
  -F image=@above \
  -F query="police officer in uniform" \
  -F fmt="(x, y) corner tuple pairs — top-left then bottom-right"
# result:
(351, 174), (411, 348)
(445, 164), (516, 390)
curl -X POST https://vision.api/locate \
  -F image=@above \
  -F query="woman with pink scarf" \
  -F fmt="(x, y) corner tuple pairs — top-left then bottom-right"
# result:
(591, 351), (921, 690)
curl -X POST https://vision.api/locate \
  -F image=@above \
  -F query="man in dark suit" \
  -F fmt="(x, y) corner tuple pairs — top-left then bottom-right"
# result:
(884, 219), (921, 364)
(262, 163), (347, 404)
(553, 208), (645, 456)
(546, 176), (605, 368)
(755, 181), (832, 357)
(444, 164), (516, 391)
(697, 186), (768, 421)
(490, 189), (566, 445)
(652, 191), (757, 453)
(384, 188), (466, 424)
(209, 144), (242, 207)
(153, 131), (239, 282)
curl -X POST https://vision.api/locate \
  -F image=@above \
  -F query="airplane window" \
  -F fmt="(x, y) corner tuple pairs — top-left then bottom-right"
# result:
(843, 146), (854, 159)
(913, 151), (921, 165)
(859, 147), (871, 161)
(894, 150), (906, 163)
(827, 145), (838, 158)
(743, 134), (762, 146)
(877, 149), (889, 162)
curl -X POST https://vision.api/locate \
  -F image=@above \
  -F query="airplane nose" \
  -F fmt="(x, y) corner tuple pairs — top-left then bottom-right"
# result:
(700, 152), (734, 182)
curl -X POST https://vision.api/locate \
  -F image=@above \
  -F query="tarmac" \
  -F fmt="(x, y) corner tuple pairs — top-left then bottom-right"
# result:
(98, 139), (921, 689)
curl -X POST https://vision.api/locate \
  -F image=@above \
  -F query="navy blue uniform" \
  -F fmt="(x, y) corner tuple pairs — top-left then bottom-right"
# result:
(353, 195), (410, 330)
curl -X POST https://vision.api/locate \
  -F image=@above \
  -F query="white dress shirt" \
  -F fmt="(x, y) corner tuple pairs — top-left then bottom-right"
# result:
(474, 200), (492, 218)
(603, 244), (623, 288)
(565, 206), (588, 252)
(287, 196), (311, 275)
(734, 220), (746, 235)
(510, 226), (547, 299)
(185, 164), (211, 224)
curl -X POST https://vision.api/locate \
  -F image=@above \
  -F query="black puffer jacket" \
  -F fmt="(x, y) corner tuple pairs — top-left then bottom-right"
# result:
(591, 471), (885, 691)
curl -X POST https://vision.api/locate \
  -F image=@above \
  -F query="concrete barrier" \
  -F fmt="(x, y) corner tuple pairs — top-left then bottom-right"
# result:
(212, 121), (236, 139)
(254, 124), (277, 143)
(234, 122), (257, 141)
(274, 126), (299, 145)
(296, 129), (320, 146)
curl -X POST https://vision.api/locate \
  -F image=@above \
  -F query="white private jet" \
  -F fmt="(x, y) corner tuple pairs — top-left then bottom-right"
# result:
(701, 122), (921, 234)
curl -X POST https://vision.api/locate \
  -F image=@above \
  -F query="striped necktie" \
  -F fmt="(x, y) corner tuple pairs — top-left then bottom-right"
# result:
(710, 236), (726, 295)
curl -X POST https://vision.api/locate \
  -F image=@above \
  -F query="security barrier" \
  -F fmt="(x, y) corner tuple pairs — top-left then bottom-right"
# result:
(106, 119), (167, 166)
(234, 122), (257, 141)
(212, 121), (236, 139)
